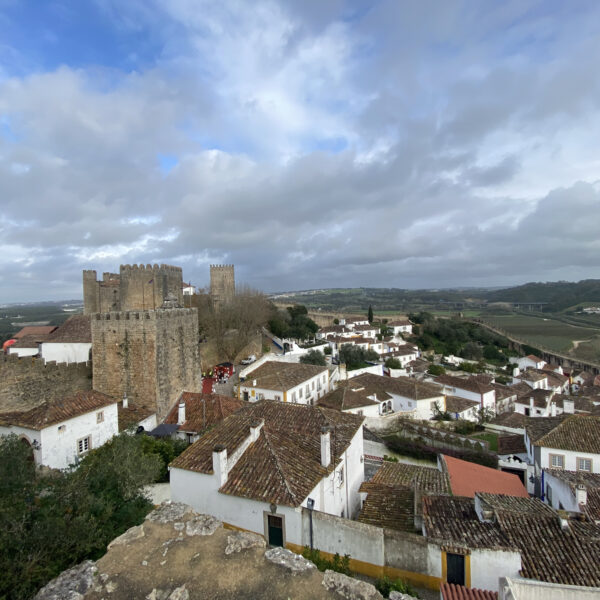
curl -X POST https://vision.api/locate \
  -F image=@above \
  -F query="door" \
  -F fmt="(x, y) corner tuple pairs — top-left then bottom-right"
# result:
(446, 553), (465, 586)
(267, 515), (284, 547)
(243, 391), (249, 402)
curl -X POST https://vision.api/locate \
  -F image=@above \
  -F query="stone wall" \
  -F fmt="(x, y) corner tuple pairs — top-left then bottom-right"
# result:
(0, 354), (92, 411)
(91, 308), (200, 420)
(210, 264), (235, 308)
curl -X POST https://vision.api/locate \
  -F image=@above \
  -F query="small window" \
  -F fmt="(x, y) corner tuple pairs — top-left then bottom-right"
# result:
(96, 411), (104, 423)
(357, 410), (363, 416)
(577, 457), (592, 472)
(550, 454), (564, 469)
(306, 385), (310, 395)
(339, 466), (344, 486)
(274, 395), (281, 402)
(292, 392), (297, 403)
(312, 382), (315, 390)
(299, 388), (303, 398)
(546, 483), (553, 504)
(77, 436), (91, 455)
(323, 375), (326, 383)
(58, 425), (66, 433)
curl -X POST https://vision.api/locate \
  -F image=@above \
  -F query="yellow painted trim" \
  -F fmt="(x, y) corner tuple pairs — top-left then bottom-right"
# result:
(465, 554), (471, 588)
(283, 391), (287, 403)
(287, 543), (441, 591)
(442, 550), (447, 582)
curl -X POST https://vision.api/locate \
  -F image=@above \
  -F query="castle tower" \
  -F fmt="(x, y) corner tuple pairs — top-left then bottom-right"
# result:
(119, 264), (183, 311)
(210, 264), (235, 309)
(91, 307), (201, 421)
(83, 270), (100, 315)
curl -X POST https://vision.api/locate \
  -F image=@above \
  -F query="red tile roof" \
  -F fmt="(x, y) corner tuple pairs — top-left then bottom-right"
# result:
(46, 315), (91, 343)
(441, 583), (497, 600)
(164, 392), (245, 433)
(441, 455), (528, 498)
(13, 325), (57, 339)
(0, 390), (117, 430)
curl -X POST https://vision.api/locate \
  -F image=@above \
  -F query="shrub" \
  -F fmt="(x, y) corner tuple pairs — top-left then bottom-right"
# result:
(385, 357), (402, 369)
(300, 349), (327, 366)
(302, 547), (351, 575)
(427, 364), (446, 376)
(375, 576), (420, 598)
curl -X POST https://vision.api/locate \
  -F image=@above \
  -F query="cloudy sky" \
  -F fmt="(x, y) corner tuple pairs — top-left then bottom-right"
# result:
(1, 1), (600, 302)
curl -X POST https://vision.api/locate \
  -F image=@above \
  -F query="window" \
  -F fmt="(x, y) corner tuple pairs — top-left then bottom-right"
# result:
(357, 410), (363, 416)
(96, 411), (104, 423)
(77, 436), (91, 455)
(258, 393), (265, 400)
(299, 388), (303, 398)
(306, 385), (310, 395)
(550, 454), (564, 469)
(58, 425), (66, 434)
(339, 466), (344, 486)
(274, 395), (281, 402)
(546, 483), (553, 504)
(291, 392), (297, 403)
(312, 382), (315, 390)
(577, 457), (592, 472)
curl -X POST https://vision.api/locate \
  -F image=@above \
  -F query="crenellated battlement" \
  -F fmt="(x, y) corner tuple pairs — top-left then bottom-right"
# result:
(209, 264), (234, 269)
(120, 263), (182, 273)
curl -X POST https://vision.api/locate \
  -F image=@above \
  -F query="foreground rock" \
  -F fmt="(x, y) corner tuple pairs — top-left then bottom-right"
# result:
(37, 502), (390, 600)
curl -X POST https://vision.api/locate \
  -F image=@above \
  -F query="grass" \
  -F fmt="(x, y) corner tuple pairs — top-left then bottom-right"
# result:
(470, 432), (498, 452)
(484, 314), (596, 354)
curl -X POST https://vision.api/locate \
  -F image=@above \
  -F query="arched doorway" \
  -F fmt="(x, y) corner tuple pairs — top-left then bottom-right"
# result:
(19, 436), (35, 462)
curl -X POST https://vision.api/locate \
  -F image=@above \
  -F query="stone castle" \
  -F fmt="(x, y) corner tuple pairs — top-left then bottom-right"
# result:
(83, 264), (184, 314)
(210, 264), (235, 308)
(86, 263), (200, 421)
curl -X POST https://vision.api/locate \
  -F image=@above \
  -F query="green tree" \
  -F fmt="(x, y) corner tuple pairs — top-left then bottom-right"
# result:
(339, 345), (379, 370)
(368, 305), (374, 323)
(299, 349), (327, 366)
(427, 364), (446, 376)
(385, 357), (402, 369)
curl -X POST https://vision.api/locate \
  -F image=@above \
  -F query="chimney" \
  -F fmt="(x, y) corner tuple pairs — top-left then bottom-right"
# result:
(250, 419), (264, 442)
(122, 393), (128, 409)
(529, 397), (534, 412)
(212, 444), (228, 486)
(178, 402), (186, 425)
(253, 379), (257, 387)
(550, 402), (557, 417)
(320, 426), (331, 468)
(563, 399), (575, 414)
(576, 484), (587, 507)
(513, 367), (520, 377)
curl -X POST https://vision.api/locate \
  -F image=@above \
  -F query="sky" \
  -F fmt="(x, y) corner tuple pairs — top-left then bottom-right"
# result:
(1, 0), (600, 302)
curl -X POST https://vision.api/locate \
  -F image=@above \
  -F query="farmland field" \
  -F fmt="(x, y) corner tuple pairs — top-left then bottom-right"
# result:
(484, 314), (598, 354)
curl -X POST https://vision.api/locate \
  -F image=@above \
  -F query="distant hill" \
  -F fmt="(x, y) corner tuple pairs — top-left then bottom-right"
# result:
(484, 280), (600, 311)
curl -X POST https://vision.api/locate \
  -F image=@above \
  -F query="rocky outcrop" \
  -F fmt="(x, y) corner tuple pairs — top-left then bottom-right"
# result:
(265, 547), (316, 573)
(322, 570), (383, 600)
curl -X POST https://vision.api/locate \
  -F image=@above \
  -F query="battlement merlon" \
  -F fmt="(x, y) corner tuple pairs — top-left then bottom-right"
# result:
(83, 269), (98, 279)
(210, 264), (234, 269)
(119, 264), (183, 274)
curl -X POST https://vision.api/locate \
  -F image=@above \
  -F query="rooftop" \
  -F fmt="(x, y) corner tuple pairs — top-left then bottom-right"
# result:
(434, 374), (494, 395)
(13, 325), (57, 339)
(117, 402), (155, 432)
(0, 390), (117, 430)
(445, 396), (479, 414)
(441, 455), (528, 498)
(45, 315), (91, 343)
(349, 373), (444, 401)
(526, 415), (600, 453)
(240, 361), (327, 393)
(164, 392), (245, 433)
(171, 400), (364, 507)
(318, 386), (380, 411)
(440, 582), (497, 600)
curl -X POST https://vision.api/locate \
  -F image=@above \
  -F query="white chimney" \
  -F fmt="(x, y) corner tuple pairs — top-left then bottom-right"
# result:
(122, 393), (128, 409)
(212, 445), (228, 486)
(253, 379), (257, 387)
(576, 484), (587, 507)
(250, 419), (264, 442)
(320, 426), (331, 468)
(550, 402), (557, 417)
(513, 367), (520, 377)
(178, 402), (186, 425)
(529, 397), (534, 411)
(563, 399), (575, 414)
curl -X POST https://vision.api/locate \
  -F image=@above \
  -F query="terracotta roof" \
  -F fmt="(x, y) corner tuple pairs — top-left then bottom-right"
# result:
(118, 402), (155, 431)
(171, 400), (364, 507)
(545, 469), (600, 492)
(353, 324), (377, 331)
(445, 396), (479, 414)
(10, 334), (46, 348)
(516, 388), (552, 408)
(365, 461), (449, 494)
(349, 373), (443, 401)
(423, 495), (512, 550)
(510, 382), (535, 396)
(490, 411), (525, 429)
(0, 390), (117, 430)
(441, 455), (528, 498)
(388, 320), (412, 326)
(240, 361), (327, 392)
(164, 392), (245, 433)
(525, 354), (543, 362)
(529, 415), (600, 453)
(45, 315), (91, 343)
(497, 434), (526, 455)
(518, 370), (547, 383)
(435, 374), (494, 395)
(358, 462), (449, 532)
(491, 384), (517, 402)
(552, 394), (595, 413)
(441, 583), (497, 600)
(524, 415), (568, 443)
(318, 386), (379, 411)
(13, 325), (57, 339)
(476, 493), (554, 516)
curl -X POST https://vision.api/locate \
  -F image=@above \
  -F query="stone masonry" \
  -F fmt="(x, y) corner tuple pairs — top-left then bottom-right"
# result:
(209, 264), (235, 309)
(91, 308), (201, 420)
(83, 264), (184, 314)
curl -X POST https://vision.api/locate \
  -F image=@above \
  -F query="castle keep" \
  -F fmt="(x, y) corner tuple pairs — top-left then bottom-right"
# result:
(83, 264), (184, 314)
(210, 264), (235, 308)
(91, 308), (201, 421)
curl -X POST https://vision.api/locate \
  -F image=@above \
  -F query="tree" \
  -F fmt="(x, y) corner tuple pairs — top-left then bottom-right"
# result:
(323, 345), (332, 355)
(339, 345), (379, 370)
(368, 305), (374, 323)
(300, 349), (327, 366)
(333, 318), (339, 325)
(385, 357), (402, 369)
(427, 364), (446, 376)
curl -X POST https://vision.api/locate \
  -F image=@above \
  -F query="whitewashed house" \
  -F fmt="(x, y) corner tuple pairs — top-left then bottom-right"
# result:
(0, 390), (118, 469)
(170, 401), (365, 547)
(40, 315), (92, 365)
(525, 415), (600, 502)
(7, 335), (43, 357)
(516, 355), (546, 371)
(388, 319), (413, 336)
(434, 374), (496, 414)
(182, 282), (196, 295)
(238, 361), (330, 405)
(543, 469), (600, 519)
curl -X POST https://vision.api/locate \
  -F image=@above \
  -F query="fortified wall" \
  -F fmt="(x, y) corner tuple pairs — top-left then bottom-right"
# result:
(0, 354), (92, 411)
(83, 264), (184, 314)
(91, 308), (201, 420)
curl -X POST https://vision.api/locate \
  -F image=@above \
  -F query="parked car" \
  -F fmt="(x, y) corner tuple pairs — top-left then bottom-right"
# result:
(240, 354), (256, 365)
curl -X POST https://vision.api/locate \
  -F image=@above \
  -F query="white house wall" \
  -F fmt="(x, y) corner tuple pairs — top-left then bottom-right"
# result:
(41, 342), (91, 365)
(8, 347), (38, 357)
(543, 472), (578, 512)
(0, 424), (42, 463)
(470, 548), (521, 591)
(539, 447), (600, 473)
